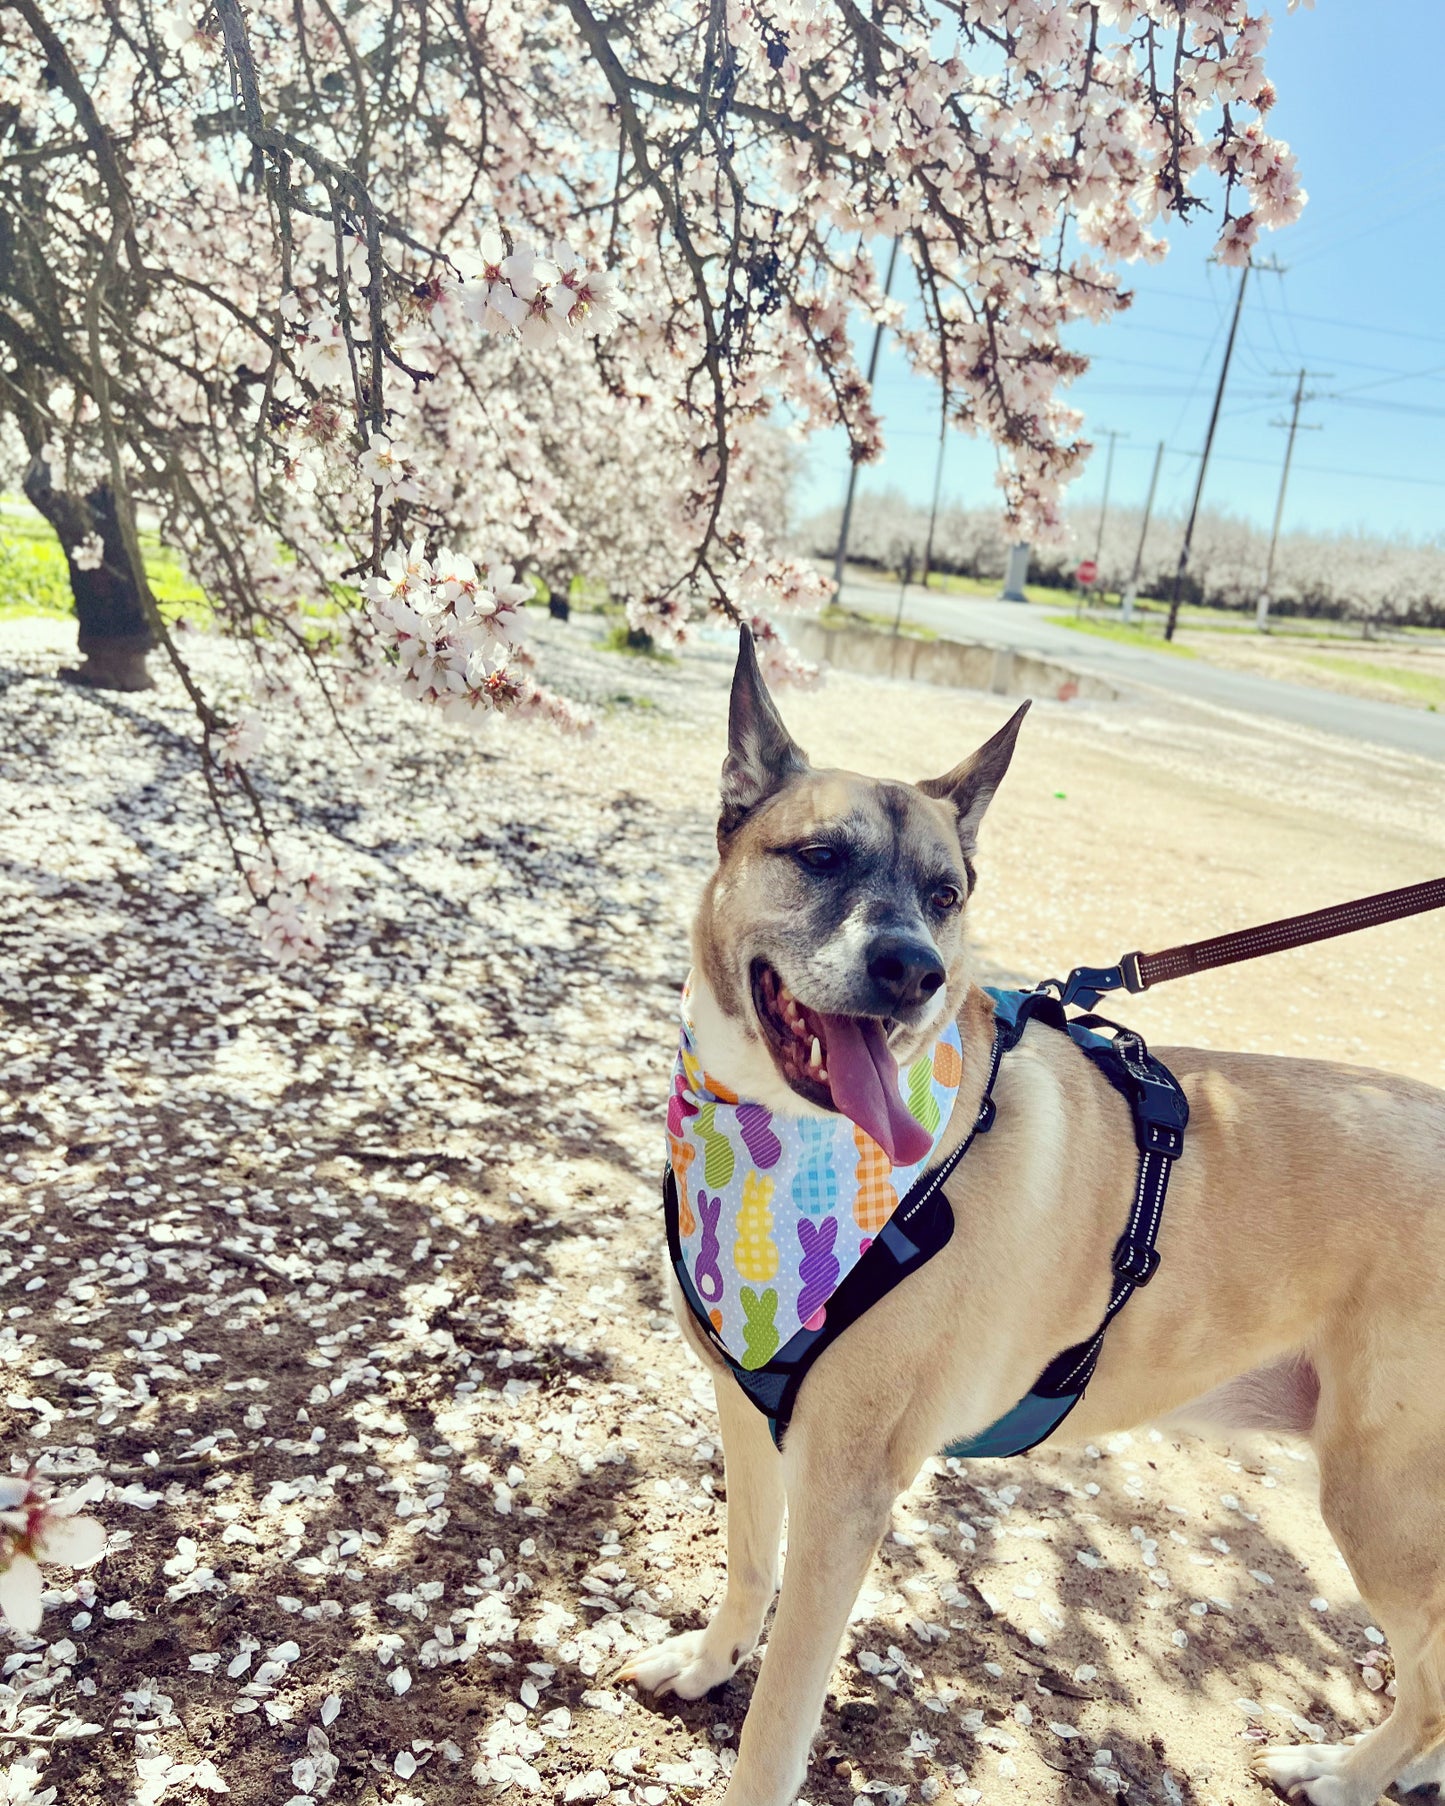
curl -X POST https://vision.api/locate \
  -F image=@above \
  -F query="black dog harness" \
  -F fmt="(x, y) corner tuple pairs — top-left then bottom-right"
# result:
(663, 987), (1189, 1458)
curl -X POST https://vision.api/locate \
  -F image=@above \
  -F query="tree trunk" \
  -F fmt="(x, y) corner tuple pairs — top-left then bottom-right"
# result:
(22, 460), (155, 691)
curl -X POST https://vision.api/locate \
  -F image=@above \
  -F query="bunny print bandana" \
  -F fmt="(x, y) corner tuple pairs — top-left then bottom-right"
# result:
(667, 996), (964, 1371)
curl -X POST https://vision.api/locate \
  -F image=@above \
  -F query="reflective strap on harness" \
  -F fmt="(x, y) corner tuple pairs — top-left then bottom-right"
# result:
(939, 1000), (1187, 1458)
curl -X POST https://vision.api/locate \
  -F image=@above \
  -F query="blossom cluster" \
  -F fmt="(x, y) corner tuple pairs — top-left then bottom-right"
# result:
(449, 232), (623, 345)
(243, 861), (345, 967)
(363, 538), (592, 730)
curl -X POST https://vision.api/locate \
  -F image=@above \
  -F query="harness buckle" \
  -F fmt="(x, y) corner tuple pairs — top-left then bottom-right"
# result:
(1129, 1070), (1189, 1159)
(1140, 1117), (1185, 1158)
(1112, 1236), (1162, 1286)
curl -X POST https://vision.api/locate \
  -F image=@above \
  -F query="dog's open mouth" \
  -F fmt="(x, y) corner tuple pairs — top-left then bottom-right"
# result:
(750, 962), (935, 1167)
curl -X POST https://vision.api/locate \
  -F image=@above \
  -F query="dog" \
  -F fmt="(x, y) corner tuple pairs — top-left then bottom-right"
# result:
(619, 627), (1445, 1806)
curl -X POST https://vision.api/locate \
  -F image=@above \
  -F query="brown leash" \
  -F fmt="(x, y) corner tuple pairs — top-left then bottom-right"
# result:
(1055, 875), (1445, 1010)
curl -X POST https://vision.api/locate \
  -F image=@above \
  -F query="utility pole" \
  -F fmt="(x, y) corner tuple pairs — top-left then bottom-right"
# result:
(1164, 255), (1283, 642)
(920, 412), (947, 591)
(1091, 428), (1128, 593)
(1256, 367), (1325, 631)
(833, 237), (901, 592)
(1121, 439), (1165, 623)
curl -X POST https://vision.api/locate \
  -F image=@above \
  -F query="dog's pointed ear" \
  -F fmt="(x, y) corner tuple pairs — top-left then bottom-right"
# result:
(918, 701), (1029, 857)
(720, 625), (808, 838)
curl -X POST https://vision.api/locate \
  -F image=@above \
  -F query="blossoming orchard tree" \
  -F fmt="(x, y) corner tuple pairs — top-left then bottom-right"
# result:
(0, 0), (1302, 958)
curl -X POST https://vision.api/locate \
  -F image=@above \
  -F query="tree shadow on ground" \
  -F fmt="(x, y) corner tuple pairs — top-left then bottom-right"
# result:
(622, 1420), (1393, 1806)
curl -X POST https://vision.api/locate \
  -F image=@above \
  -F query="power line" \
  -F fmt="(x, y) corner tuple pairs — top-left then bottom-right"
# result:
(1132, 284), (1445, 349)
(1253, 277), (1298, 370)
(1325, 394), (1445, 419)
(1159, 444), (1445, 490)
(808, 437), (1445, 490)
(1286, 176), (1445, 269)
(806, 445), (1445, 496)
(1331, 362), (1445, 397)
(1072, 319), (1440, 378)
(1263, 141), (1445, 257)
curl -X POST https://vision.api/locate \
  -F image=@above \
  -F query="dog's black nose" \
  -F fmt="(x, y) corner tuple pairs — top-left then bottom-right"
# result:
(867, 934), (946, 1011)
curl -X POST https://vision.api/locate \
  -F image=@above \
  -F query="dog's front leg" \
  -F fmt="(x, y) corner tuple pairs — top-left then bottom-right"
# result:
(620, 1371), (785, 1698)
(722, 1444), (900, 1806)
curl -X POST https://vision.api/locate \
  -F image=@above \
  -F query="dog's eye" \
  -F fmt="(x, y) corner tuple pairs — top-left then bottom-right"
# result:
(931, 883), (963, 912)
(795, 844), (842, 872)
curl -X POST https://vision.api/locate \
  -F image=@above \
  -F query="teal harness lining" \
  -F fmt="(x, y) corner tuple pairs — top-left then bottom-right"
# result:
(663, 987), (1190, 1459)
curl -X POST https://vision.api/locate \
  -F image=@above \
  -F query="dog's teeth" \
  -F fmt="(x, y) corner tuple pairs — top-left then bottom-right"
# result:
(780, 985), (794, 1004)
(818, 1066), (828, 1083)
(809, 1036), (822, 1069)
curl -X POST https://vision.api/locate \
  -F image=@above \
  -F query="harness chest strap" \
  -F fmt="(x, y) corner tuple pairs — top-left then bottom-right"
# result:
(662, 989), (1190, 1460)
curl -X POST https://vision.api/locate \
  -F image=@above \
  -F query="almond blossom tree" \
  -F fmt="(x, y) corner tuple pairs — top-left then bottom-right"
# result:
(0, 0), (1304, 956)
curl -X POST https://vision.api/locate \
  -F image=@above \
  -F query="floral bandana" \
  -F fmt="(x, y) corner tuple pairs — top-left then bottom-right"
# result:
(667, 998), (964, 1371)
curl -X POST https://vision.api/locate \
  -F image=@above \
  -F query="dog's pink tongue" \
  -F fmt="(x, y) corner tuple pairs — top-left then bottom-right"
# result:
(820, 1015), (935, 1167)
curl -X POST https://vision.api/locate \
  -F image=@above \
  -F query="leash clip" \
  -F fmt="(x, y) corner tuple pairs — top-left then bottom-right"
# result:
(1049, 951), (1147, 1011)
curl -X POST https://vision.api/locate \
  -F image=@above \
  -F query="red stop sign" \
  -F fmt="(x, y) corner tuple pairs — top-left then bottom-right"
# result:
(1076, 559), (1098, 585)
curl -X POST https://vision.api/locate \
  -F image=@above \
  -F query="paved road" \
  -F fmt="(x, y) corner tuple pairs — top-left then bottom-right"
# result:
(839, 577), (1445, 765)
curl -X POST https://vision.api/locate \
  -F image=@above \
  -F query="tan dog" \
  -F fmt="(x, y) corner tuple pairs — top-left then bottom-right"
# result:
(620, 629), (1445, 1806)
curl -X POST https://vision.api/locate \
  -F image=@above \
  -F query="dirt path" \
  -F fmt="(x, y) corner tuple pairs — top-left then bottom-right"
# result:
(2, 615), (1440, 1805)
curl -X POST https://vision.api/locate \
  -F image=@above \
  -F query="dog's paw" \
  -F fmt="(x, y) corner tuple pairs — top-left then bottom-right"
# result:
(617, 1628), (750, 1700)
(1252, 1744), (1356, 1806)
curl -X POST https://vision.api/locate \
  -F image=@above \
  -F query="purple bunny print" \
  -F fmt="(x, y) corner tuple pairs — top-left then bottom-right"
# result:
(736, 1101), (783, 1170)
(796, 1214), (840, 1329)
(694, 1189), (725, 1305)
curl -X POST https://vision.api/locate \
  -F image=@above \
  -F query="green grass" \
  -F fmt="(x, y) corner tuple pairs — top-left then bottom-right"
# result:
(924, 574), (1445, 646)
(922, 570), (1078, 609)
(567, 574), (612, 611)
(0, 504), (209, 624)
(819, 602), (938, 641)
(1047, 614), (1196, 656)
(1302, 651), (1445, 711)
(599, 622), (678, 663)
(0, 514), (72, 619)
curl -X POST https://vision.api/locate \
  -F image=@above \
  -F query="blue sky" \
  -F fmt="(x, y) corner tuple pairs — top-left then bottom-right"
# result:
(797, 4), (1445, 544)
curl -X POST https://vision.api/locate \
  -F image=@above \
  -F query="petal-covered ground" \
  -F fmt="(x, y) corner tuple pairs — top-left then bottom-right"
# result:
(2, 614), (1442, 1805)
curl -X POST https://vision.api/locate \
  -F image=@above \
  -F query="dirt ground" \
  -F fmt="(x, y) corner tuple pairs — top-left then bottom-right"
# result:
(2, 611), (1442, 1806)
